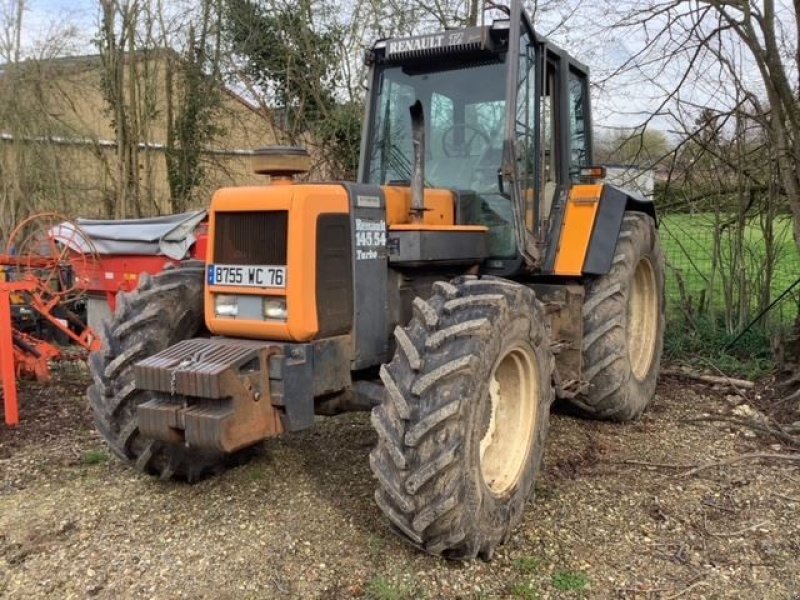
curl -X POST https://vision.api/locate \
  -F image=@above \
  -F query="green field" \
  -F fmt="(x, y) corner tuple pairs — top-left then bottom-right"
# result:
(658, 213), (799, 324)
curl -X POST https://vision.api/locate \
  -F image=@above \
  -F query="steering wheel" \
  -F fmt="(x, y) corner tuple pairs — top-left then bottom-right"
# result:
(442, 123), (492, 157)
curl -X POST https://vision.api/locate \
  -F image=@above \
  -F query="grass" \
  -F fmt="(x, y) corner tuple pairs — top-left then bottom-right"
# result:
(513, 556), (541, 574)
(510, 582), (540, 599)
(82, 450), (109, 465)
(368, 534), (386, 560)
(551, 570), (590, 592)
(663, 314), (776, 379)
(247, 467), (265, 482)
(659, 213), (799, 320)
(533, 483), (557, 501)
(364, 576), (418, 600)
(658, 213), (799, 375)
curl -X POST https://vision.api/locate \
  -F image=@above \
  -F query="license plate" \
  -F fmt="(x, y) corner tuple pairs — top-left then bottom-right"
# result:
(207, 264), (286, 288)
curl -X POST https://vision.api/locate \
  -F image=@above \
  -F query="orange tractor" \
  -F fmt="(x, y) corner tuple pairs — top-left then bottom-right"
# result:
(88, 1), (664, 559)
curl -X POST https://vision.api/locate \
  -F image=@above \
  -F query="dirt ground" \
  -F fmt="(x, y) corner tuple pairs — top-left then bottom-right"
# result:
(1, 367), (799, 599)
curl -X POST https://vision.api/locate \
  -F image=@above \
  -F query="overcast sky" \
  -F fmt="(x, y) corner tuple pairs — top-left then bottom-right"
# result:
(17, 0), (728, 135)
(21, 0), (95, 46)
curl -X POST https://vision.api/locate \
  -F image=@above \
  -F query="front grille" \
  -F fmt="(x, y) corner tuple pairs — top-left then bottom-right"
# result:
(214, 211), (288, 265)
(316, 214), (353, 336)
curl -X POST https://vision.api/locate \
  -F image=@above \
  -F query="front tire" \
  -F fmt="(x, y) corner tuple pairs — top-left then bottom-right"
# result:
(87, 263), (238, 481)
(572, 211), (665, 421)
(370, 276), (554, 559)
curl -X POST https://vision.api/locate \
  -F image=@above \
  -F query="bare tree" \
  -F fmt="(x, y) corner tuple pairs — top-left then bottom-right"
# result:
(0, 1), (86, 232)
(603, 0), (800, 246)
(0, 0), (24, 64)
(98, 0), (140, 217)
(159, 0), (225, 212)
(97, 0), (228, 216)
(598, 1), (800, 386)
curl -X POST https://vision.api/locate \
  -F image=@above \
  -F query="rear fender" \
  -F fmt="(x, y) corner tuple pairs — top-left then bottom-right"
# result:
(582, 185), (657, 276)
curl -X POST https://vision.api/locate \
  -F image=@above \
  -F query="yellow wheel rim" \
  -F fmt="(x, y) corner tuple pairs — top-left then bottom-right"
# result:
(627, 257), (659, 380)
(480, 344), (539, 497)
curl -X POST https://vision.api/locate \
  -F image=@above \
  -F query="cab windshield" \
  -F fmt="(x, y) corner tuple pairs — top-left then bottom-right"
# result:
(365, 60), (516, 258)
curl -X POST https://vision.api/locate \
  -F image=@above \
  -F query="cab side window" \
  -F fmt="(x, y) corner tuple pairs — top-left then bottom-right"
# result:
(515, 35), (536, 199)
(539, 60), (559, 221)
(568, 71), (589, 181)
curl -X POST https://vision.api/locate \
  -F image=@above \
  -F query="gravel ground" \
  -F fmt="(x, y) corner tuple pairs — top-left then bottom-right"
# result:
(1, 368), (799, 599)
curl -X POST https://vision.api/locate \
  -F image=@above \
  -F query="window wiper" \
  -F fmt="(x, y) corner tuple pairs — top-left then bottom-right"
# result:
(376, 138), (432, 187)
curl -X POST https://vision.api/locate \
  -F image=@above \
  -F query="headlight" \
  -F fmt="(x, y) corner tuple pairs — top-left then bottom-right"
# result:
(263, 297), (287, 320)
(214, 294), (239, 317)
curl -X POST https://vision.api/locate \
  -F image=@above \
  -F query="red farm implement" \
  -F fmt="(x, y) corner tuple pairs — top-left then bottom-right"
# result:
(1, 213), (101, 425)
(1, 211), (207, 426)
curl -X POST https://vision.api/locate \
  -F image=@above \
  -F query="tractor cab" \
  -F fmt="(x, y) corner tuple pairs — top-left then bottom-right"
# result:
(360, 9), (593, 273)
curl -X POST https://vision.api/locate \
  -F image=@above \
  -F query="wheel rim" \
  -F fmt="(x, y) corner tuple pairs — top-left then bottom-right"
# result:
(627, 257), (659, 380)
(480, 344), (539, 497)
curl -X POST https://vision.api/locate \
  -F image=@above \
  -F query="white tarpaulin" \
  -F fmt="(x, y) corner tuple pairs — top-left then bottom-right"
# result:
(51, 210), (207, 259)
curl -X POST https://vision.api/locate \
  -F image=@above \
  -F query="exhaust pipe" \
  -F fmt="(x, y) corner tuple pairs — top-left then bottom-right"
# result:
(409, 100), (425, 223)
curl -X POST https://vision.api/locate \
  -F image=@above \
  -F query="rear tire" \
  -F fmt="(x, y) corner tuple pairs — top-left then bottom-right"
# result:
(572, 211), (665, 421)
(370, 276), (554, 560)
(87, 263), (239, 481)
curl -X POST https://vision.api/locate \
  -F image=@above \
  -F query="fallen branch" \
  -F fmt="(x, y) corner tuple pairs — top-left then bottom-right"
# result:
(682, 415), (800, 447)
(683, 452), (800, 477)
(616, 585), (672, 596)
(705, 520), (768, 538)
(661, 368), (754, 389)
(702, 499), (736, 513)
(618, 459), (695, 470)
(771, 492), (800, 503)
(776, 372), (800, 392)
(780, 387), (800, 404)
(696, 357), (757, 398)
(664, 575), (708, 600)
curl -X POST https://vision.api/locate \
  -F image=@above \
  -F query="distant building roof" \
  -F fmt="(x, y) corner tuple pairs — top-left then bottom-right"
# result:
(0, 49), (262, 115)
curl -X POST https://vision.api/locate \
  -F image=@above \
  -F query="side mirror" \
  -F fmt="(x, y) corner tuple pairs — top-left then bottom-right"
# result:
(578, 166), (607, 181)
